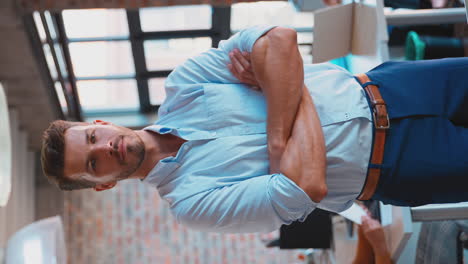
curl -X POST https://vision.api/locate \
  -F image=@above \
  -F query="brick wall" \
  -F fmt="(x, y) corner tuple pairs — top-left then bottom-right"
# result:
(64, 180), (303, 264)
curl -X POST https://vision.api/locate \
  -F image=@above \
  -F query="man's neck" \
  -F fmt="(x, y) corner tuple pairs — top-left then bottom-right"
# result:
(131, 130), (186, 180)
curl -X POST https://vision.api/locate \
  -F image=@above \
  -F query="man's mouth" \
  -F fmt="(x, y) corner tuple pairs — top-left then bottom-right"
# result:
(118, 136), (126, 163)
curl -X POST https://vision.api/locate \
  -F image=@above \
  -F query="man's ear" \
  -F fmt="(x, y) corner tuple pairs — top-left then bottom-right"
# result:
(94, 182), (117, 192)
(93, 119), (112, 125)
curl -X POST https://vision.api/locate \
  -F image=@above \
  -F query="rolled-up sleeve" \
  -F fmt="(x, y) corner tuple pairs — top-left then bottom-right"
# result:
(166, 25), (277, 86)
(172, 173), (316, 234)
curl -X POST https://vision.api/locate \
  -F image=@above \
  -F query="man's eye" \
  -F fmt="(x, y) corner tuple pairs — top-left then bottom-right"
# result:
(91, 159), (97, 170)
(90, 133), (96, 143)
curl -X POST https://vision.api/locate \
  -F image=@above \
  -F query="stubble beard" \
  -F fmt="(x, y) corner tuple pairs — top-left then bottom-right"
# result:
(116, 133), (145, 181)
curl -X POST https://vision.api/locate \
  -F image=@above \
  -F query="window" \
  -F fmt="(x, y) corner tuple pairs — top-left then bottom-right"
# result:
(69, 41), (135, 77)
(42, 44), (58, 80)
(144, 38), (212, 71)
(31, 3), (313, 125)
(148, 78), (167, 105)
(33, 12), (46, 42)
(54, 82), (68, 115)
(140, 5), (212, 32)
(32, 11), (70, 118)
(64, 9), (136, 113)
(63, 9), (129, 39)
(231, 1), (314, 63)
(48, 6), (224, 123)
(77, 79), (139, 111)
(231, 1), (314, 31)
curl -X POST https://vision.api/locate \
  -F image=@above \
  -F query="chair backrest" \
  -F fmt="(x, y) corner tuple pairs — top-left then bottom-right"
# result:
(5, 216), (67, 264)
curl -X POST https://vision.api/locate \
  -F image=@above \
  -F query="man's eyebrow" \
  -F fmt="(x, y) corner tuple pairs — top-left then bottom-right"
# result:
(84, 128), (91, 175)
(86, 160), (91, 175)
(85, 128), (90, 145)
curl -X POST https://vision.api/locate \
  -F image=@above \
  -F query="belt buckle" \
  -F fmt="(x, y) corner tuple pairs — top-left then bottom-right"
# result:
(373, 110), (390, 129)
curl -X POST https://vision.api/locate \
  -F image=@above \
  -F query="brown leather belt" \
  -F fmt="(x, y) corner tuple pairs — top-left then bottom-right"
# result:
(355, 73), (390, 201)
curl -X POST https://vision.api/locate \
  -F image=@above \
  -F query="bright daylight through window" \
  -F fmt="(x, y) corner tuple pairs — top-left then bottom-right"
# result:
(33, 2), (313, 125)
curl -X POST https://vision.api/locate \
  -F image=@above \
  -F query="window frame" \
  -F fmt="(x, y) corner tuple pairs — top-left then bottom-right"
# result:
(29, 7), (231, 123)
(27, 5), (313, 126)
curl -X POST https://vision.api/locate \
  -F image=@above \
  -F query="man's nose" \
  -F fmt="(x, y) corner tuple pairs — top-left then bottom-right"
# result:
(93, 141), (114, 156)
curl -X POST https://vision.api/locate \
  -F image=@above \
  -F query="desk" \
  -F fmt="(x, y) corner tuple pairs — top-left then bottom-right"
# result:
(412, 202), (468, 222)
(333, 205), (412, 264)
(385, 8), (467, 26)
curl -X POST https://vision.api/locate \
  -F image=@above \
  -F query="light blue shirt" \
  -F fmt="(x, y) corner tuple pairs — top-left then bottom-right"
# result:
(142, 25), (373, 233)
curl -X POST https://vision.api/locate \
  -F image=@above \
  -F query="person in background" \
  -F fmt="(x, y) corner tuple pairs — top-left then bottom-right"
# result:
(353, 211), (393, 264)
(264, 205), (393, 264)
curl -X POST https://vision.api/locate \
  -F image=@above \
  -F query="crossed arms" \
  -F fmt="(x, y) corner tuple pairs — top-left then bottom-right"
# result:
(230, 27), (327, 202)
(162, 26), (328, 232)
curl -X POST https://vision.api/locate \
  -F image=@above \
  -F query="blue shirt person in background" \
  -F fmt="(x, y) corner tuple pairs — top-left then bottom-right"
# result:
(40, 25), (468, 233)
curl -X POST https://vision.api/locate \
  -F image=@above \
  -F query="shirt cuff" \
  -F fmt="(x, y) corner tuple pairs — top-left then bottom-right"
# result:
(242, 25), (278, 53)
(267, 173), (317, 224)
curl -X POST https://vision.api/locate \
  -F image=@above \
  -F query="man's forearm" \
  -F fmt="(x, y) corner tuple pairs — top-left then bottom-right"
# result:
(251, 27), (304, 173)
(280, 85), (327, 202)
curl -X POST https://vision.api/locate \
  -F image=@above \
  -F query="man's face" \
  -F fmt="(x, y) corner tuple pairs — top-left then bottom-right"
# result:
(63, 121), (145, 189)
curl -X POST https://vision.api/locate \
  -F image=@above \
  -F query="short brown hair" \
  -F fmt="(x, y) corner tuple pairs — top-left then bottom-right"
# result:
(41, 120), (96, 191)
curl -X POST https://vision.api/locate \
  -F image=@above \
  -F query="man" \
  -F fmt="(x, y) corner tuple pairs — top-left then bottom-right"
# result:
(41, 25), (468, 233)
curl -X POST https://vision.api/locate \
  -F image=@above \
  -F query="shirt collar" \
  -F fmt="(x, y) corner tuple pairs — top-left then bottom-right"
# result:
(143, 124), (174, 135)
(141, 158), (181, 187)
(140, 128), (191, 186)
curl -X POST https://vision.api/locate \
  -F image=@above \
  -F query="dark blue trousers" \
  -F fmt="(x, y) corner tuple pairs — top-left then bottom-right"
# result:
(363, 57), (468, 206)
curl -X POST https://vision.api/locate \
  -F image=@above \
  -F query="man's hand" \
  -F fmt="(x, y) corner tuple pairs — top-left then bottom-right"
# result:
(227, 48), (280, 172)
(227, 48), (282, 173)
(361, 215), (390, 255)
(353, 206), (393, 264)
(228, 49), (261, 90)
